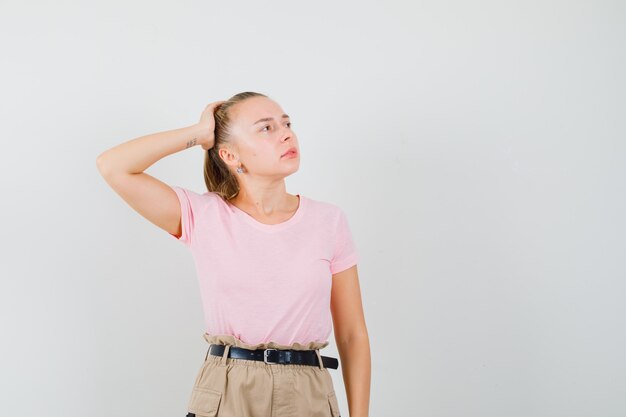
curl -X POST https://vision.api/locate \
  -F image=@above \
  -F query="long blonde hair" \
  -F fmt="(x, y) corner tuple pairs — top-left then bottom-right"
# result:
(204, 91), (268, 200)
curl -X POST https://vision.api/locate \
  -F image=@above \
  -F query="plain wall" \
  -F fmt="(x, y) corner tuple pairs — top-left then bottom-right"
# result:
(1, 0), (624, 416)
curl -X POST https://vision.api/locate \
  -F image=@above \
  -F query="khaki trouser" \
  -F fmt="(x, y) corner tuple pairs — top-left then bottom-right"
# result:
(186, 333), (342, 417)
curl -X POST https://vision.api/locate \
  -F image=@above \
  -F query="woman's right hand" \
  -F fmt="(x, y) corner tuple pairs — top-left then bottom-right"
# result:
(197, 100), (227, 150)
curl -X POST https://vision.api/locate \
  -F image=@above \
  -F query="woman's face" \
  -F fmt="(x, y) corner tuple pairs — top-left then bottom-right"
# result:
(226, 96), (300, 178)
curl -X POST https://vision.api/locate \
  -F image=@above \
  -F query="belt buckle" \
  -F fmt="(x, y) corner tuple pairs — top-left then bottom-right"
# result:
(263, 348), (278, 364)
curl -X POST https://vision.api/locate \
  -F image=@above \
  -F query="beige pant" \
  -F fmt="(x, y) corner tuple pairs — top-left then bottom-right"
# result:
(186, 333), (342, 417)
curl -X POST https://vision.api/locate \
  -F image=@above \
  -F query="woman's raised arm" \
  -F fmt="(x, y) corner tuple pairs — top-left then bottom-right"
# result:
(95, 101), (224, 237)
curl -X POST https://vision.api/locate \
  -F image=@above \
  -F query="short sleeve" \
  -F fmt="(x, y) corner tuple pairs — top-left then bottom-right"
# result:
(169, 185), (196, 246)
(330, 208), (359, 275)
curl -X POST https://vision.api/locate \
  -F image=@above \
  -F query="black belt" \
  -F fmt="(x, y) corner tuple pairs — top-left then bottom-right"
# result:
(207, 344), (339, 369)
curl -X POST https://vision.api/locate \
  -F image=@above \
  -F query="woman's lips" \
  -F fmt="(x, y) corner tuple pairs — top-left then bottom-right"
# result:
(281, 149), (298, 158)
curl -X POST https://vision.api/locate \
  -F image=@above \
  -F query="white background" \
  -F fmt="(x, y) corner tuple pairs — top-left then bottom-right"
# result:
(1, 1), (625, 416)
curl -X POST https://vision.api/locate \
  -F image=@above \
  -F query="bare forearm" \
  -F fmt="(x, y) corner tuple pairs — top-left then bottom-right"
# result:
(96, 124), (204, 176)
(337, 334), (371, 417)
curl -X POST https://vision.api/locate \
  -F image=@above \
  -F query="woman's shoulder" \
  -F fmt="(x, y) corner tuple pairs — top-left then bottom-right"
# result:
(170, 185), (225, 207)
(301, 195), (346, 220)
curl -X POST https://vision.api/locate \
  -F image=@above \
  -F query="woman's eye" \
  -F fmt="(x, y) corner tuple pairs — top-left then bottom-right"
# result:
(262, 122), (291, 132)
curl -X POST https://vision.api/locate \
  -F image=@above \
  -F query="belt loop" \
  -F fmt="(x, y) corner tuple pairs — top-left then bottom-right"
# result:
(204, 344), (212, 361)
(315, 349), (325, 370)
(221, 344), (231, 365)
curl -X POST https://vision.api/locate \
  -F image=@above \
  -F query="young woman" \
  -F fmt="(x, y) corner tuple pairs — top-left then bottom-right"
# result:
(96, 92), (371, 417)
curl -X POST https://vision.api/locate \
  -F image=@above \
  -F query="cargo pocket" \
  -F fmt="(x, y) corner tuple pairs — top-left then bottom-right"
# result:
(328, 390), (341, 417)
(187, 386), (222, 417)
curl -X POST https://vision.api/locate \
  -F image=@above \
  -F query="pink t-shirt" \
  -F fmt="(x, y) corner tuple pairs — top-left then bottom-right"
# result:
(168, 185), (359, 347)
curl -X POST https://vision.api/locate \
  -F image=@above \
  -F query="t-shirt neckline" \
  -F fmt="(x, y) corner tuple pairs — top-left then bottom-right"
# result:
(227, 194), (306, 232)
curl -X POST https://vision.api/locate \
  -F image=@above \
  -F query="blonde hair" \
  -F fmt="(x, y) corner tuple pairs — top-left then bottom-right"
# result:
(203, 91), (268, 200)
